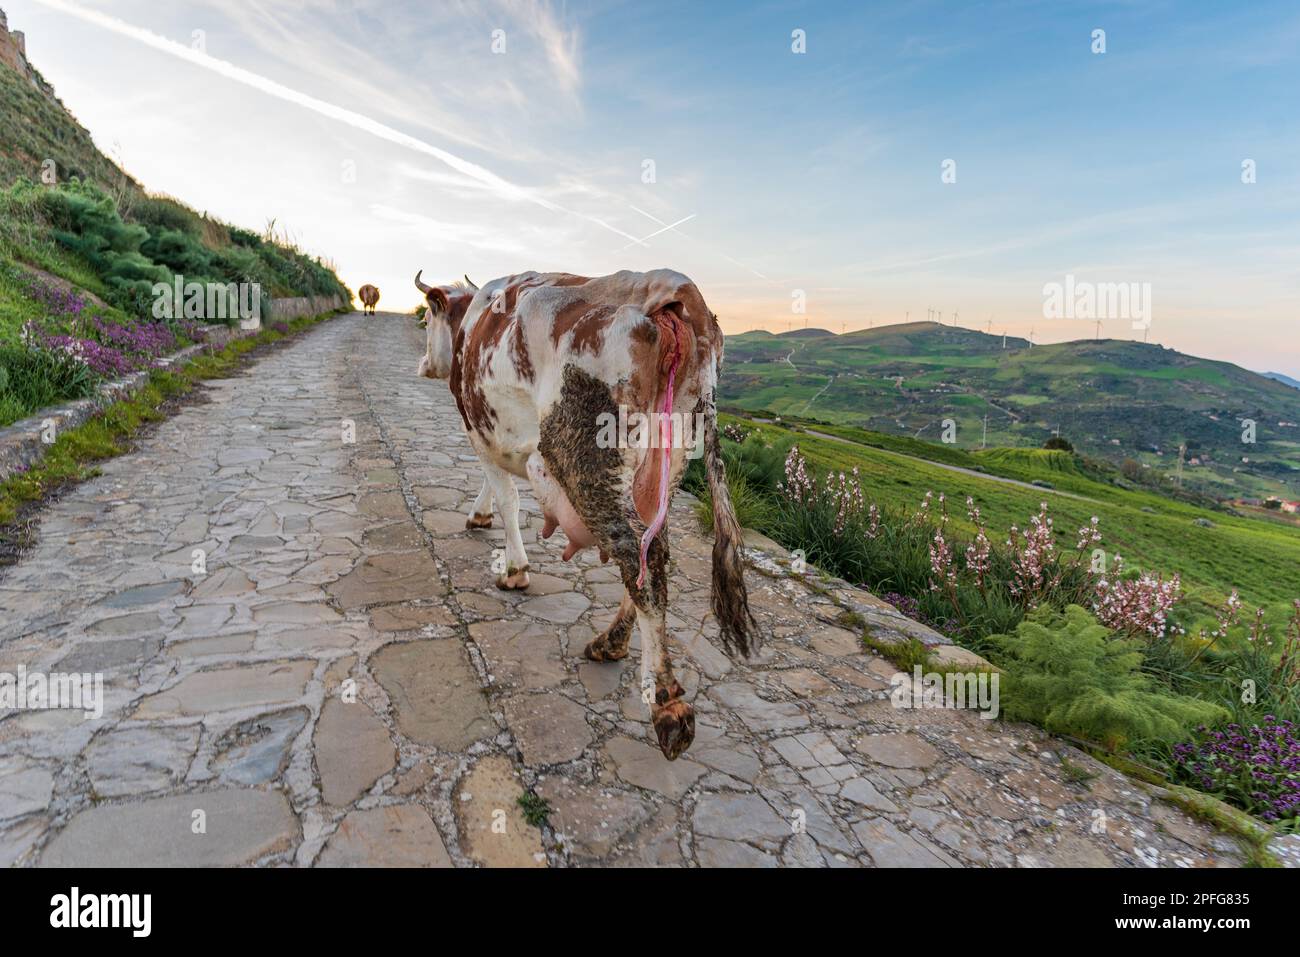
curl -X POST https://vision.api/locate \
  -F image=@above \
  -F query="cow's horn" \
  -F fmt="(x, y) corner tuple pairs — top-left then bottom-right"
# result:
(414, 270), (433, 294)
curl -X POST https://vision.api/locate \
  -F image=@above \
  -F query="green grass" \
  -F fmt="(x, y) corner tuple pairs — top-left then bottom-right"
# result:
(0, 60), (131, 190)
(517, 792), (551, 829)
(721, 413), (1300, 606)
(862, 630), (933, 671)
(974, 448), (1083, 478)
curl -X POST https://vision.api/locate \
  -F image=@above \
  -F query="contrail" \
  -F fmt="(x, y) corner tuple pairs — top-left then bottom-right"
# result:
(32, 0), (646, 245)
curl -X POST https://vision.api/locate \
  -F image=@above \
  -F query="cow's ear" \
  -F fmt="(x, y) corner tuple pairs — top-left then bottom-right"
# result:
(426, 287), (450, 314)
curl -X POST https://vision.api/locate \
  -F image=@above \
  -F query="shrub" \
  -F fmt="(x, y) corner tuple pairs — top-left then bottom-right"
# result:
(761, 447), (1097, 647)
(1093, 556), (1183, 641)
(7, 179), (347, 320)
(991, 605), (1228, 751)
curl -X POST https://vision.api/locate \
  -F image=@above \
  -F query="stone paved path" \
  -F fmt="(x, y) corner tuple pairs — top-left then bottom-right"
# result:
(0, 313), (1249, 867)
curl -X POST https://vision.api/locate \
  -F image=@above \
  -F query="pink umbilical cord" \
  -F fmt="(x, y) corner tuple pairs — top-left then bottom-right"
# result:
(636, 317), (682, 589)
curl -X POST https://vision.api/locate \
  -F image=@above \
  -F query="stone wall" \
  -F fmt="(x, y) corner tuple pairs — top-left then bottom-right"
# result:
(268, 294), (347, 321)
(0, 6), (50, 93)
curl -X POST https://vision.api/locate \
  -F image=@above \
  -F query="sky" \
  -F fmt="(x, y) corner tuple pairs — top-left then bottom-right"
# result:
(7, 0), (1300, 374)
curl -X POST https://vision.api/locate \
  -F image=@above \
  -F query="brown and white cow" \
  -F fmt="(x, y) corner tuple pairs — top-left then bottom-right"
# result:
(358, 284), (380, 315)
(415, 268), (756, 759)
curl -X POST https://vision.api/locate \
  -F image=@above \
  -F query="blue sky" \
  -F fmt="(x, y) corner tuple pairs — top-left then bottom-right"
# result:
(9, 0), (1300, 373)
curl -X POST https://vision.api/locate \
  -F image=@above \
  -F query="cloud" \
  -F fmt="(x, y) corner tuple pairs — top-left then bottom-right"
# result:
(31, 0), (643, 245)
(369, 204), (531, 253)
(494, 0), (582, 93)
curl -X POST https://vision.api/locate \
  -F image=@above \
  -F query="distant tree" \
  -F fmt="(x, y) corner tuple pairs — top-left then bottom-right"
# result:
(1120, 458), (1143, 482)
(1043, 435), (1074, 453)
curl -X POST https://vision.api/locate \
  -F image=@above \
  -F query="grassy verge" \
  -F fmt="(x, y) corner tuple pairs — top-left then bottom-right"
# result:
(714, 413), (1300, 606)
(0, 310), (343, 531)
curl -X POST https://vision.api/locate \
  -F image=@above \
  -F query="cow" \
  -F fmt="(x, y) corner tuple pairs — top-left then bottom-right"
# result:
(414, 268), (756, 759)
(358, 284), (380, 315)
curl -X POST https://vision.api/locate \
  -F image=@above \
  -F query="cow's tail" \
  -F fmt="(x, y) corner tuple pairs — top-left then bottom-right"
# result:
(703, 386), (757, 657)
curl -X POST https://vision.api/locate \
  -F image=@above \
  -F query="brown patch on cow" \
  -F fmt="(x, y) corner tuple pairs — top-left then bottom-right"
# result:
(496, 275), (550, 317)
(447, 325), (473, 432)
(548, 273), (591, 287)
(509, 321), (534, 383)
(450, 296), (517, 435)
(550, 299), (616, 355)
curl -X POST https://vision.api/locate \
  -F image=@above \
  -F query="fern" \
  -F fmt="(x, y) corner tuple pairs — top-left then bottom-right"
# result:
(993, 605), (1228, 751)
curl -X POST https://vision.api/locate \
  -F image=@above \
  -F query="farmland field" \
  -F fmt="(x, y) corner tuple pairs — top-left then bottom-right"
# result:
(720, 324), (1300, 503)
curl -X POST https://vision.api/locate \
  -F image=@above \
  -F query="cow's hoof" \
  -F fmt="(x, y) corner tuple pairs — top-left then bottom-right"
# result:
(495, 568), (530, 590)
(651, 688), (694, 760)
(466, 513), (493, 529)
(583, 638), (629, 662)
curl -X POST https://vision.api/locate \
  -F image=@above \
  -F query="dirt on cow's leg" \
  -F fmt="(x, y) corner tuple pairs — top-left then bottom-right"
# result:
(604, 524), (692, 758)
(584, 593), (636, 661)
(466, 475), (494, 529)
(633, 536), (694, 760)
(480, 461), (529, 590)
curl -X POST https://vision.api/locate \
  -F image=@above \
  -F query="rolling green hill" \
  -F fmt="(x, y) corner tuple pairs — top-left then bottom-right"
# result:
(721, 322), (1300, 501)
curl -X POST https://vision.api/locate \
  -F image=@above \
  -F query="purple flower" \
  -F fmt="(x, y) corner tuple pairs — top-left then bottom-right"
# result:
(21, 317), (177, 380)
(1172, 718), (1300, 822)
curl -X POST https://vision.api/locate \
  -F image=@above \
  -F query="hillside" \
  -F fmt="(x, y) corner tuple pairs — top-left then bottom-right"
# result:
(0, 7), (348, 426)
(721, 321), (1300, 501)
(0, 10), (135, 191)
(1265, 371), (1300, 392)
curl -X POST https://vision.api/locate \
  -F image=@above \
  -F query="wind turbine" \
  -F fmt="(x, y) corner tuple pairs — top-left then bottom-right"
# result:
(1094, 318), (1103, 340)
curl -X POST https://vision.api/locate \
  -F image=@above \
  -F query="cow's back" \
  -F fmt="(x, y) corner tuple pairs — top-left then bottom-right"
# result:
(461, 269), (722, 419)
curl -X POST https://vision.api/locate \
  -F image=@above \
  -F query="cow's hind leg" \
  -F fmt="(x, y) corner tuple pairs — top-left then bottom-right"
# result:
(539, 365), (693, 758)
(584, 593), (636, 661)
(481, 461), (530, 590)
(627, 535), (693, 760)
(466, 475), (494, 528)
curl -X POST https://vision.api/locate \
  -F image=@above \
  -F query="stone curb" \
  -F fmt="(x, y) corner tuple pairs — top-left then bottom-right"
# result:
(0, 339), (211, 483)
